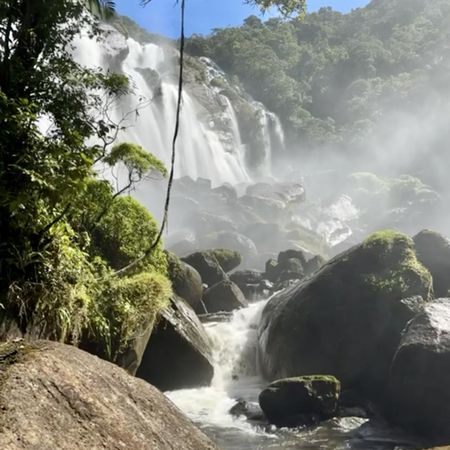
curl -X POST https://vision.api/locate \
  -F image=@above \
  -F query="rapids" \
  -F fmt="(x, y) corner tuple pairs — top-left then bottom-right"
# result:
(165, 297), (420, 450)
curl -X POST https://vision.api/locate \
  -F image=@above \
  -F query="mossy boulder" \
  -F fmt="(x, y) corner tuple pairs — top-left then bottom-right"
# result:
(414, 230), (450, 297)
(387, 299), (450, 443)
(278, 249), (307, 266)
(0, 340), (217, 450)
(258, 231), (432, 399)
(210, 249), (242, 273)
(182, 251), (227, 287)
(259, 375), (340, 427)
(274, 258), (305, 283)
(264, 256), (304, 284)
(203, 280), (247, 313)
(166, 252), (204, 312)
(136, 295), (214, 391)
(204, 231), (258, 265)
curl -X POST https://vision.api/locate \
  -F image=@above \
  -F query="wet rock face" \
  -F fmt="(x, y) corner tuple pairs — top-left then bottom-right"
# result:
(264, 253), (305, 285)
(229, 399), (265, 422)
(136, 296), (214, 391)
(203, 280), (247, 313)
(414, 230), (450, 297)
(388, 299), (450, 443)
(182, 251), (227, 287)
(259, 376), (340, 427)
(0, 340), (217, 450)
(258, 231), (432, 399)
(230, 270), (265, 298)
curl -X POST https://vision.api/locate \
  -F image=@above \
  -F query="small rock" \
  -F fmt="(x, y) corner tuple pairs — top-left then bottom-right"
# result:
(259, 375), (340, 427)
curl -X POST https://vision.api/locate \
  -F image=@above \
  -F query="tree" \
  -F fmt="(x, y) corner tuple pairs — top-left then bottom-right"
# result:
(0, 1), (169, 349)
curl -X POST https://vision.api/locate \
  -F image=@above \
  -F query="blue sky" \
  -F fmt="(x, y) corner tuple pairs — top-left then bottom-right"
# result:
(115, 0), (370, 38)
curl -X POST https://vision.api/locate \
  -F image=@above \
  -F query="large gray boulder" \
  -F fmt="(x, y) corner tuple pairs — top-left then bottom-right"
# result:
(414, 230), (450, 297)
(259, 375), (340, 427)
(182, 251), (227, 287)
(203, 280), (247, 313)
(0, 340), (217, 450)
(388, 299), (450, 443)
(136, 296), (214, 391)
(167, 252), (204, 312)
(258, 231), (432, 399)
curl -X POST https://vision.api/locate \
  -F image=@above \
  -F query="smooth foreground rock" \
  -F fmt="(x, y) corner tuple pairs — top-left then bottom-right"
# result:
(414, 230), (450, 297)
(259, 231), (432, 398)
(388, 299), (450, 443)
(203, 280), (247, 313)
(182, 251), (227, 287)
(259, 376), (340, 427)
(136, 296), (214, 391)
(0, 340), (217, 450)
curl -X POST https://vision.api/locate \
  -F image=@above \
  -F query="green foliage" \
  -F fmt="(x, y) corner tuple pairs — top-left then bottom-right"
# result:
(91, 196), (167, 274)
(0, 0), (171, 364)
(245, 0), (306, 18)
(6, 223), (97, 344)
(105, 142), (167, 179)
(188, 0), (450, 149)
(93, 271), (172, 360)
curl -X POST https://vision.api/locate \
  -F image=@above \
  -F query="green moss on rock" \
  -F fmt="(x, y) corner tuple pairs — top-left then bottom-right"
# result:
(210, 249), (242, 273)
(363, 230), (432, 299)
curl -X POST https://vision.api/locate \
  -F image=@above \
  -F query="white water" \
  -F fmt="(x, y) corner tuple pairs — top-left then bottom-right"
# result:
(166, 299), (268, 435)
(71, 26), (287, 186)
(164, 296), (413, 450)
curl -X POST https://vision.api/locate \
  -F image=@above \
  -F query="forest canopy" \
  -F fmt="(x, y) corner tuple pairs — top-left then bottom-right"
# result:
(185, 0), (450, 153)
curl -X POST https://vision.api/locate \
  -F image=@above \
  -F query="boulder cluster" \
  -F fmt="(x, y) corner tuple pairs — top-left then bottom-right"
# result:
(138, 242), (325, 391)
(256, 229), (450, 446)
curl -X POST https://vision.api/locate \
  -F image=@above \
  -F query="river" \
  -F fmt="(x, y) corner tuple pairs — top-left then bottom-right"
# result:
(166, 297), (422, 450)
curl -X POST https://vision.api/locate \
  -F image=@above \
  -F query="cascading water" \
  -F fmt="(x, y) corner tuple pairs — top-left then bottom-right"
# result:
(166, 299), (268, 434)
(72, 26), (286, 186)
(165, 294), (418, 450)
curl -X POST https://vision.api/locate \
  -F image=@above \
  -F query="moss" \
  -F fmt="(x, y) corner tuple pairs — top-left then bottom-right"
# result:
(94, 271), (172, 361)
(270, 375), (341, 397)
(92, 196), (168, 275)
(284, 375), (340, 384)
(0, 341), (41, 401)
(362, 230), (432, 299)
(363, 229), (412, 249)
(211, 249), (242, 272)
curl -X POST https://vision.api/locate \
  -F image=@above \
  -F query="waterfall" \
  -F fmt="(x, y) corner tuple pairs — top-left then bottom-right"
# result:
(166, 299), (268, 432)
(71, 26), (286, 186)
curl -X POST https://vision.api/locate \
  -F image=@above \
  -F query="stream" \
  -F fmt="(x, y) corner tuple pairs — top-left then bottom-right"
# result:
(166, 297), (422, 450)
